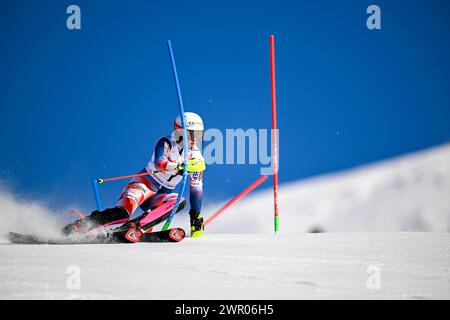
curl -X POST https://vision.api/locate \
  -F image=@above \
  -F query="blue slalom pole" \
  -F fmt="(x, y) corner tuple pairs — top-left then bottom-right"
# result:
(162, 40), (189, 231)
(92, 179), (103, 211)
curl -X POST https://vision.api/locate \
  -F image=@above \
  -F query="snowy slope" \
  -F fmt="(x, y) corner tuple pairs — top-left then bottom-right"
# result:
(204, 143), (450, 234)
(0, 232), (449, 299)
(0, 144), (449, 299)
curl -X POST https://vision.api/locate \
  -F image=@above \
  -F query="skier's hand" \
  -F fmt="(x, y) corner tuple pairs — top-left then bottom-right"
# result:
(177, 158), (206, 174)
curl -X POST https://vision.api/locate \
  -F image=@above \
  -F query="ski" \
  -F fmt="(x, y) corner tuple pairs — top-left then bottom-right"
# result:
(141, 228), (185, 242)
(107, 228), (185, 243)
(9, 198), (188, 245)
(8, 228), (185, 245)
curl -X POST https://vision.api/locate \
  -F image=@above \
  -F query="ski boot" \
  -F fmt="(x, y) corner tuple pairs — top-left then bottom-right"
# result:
(189, 209), (204, 238)
(62, 206), (129, 236)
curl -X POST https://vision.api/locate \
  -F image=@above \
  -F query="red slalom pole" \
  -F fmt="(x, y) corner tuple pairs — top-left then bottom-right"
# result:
(270, 35), (280, 234)
(205, 175), (268, 226)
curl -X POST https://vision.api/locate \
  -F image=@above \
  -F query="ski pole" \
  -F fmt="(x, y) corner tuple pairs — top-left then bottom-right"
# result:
(162, 40), (189, 231)
(92, 179), (103, 210)
(96, 168), (178, 184)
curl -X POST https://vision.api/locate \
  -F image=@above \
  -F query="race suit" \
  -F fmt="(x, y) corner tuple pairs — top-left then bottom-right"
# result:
(116, 134), (204, 216)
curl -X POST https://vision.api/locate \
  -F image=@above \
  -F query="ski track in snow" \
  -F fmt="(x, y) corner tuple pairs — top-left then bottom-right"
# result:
(0, 233), (449, 299)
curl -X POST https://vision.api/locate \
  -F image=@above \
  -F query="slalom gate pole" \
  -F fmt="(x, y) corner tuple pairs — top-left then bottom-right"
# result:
(270, 35), (280, 234)
(92, 179), (103, 211)
(162, 40), (189, 231)
(204, 175), (268, 226)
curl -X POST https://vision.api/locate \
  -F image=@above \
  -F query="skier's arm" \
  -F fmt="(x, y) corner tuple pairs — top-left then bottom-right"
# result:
(189, 171), (203, 213)
(153, 137), (178, 171)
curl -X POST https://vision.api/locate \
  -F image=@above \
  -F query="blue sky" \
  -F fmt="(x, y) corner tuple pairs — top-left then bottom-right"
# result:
(1, 0), (449, 214)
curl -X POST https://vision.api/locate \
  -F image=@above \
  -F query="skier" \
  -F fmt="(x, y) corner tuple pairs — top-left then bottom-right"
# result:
(62, 112), (206, 240)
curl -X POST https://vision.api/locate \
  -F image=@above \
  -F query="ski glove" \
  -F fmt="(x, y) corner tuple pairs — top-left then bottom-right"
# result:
(177, 158), (206, 174)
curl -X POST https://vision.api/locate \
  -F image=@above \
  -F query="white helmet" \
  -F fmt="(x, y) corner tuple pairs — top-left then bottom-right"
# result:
(173, 112), (204, 149)
(174, 112), (204, 131)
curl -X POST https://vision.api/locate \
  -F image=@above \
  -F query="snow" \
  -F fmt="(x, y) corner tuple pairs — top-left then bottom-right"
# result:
(0, 144), (449, 299)
(204, 143), (450, 234)
(0, 232), (449, 299)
